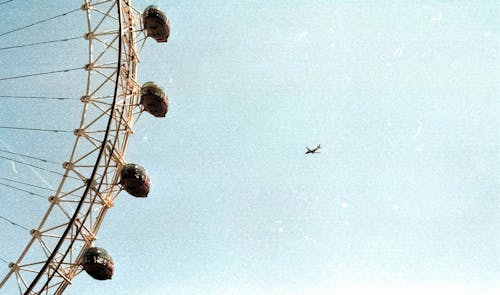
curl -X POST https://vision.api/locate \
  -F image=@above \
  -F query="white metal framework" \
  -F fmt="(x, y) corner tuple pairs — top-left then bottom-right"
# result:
(0, 0), (146, 293)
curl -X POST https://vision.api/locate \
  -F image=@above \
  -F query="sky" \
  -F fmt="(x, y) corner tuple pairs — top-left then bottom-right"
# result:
(0, 0), (499, 294)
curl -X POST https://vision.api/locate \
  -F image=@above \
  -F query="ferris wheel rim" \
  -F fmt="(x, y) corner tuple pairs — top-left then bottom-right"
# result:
(24, 1), (124, 293)
(0, 1), (143, 294)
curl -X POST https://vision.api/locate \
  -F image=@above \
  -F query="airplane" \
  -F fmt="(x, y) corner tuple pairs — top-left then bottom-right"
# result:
(305, 144), (321, 154)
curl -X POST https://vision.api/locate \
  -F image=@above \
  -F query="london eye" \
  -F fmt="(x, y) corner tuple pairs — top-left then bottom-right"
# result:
(0, 1), (171, 293)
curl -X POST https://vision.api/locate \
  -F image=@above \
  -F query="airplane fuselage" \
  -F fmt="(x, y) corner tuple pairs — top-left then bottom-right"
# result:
(305, 144), (321, 154)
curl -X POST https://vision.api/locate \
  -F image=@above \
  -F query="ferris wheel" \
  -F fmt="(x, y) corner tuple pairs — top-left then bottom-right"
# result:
(0, 0), (171, 294)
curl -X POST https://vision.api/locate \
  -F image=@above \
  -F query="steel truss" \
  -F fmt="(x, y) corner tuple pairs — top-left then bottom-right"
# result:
(0, 0), (144, 294)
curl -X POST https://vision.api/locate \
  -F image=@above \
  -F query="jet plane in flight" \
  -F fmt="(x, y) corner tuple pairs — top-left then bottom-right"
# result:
(305, 144), (321, 154)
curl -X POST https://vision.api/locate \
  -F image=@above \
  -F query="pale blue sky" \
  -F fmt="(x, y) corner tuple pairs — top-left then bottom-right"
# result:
(0, 1), (499, 294)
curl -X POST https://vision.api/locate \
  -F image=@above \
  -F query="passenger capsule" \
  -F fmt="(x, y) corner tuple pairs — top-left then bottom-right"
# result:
(120, 163), (151, 198)
(141, 81), (169, 117)
(81, 247), (114, 280)
(142, 5), (171, 43)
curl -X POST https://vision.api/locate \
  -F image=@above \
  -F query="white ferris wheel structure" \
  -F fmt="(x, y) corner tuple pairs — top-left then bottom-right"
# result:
(0, 0), (169, 293)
